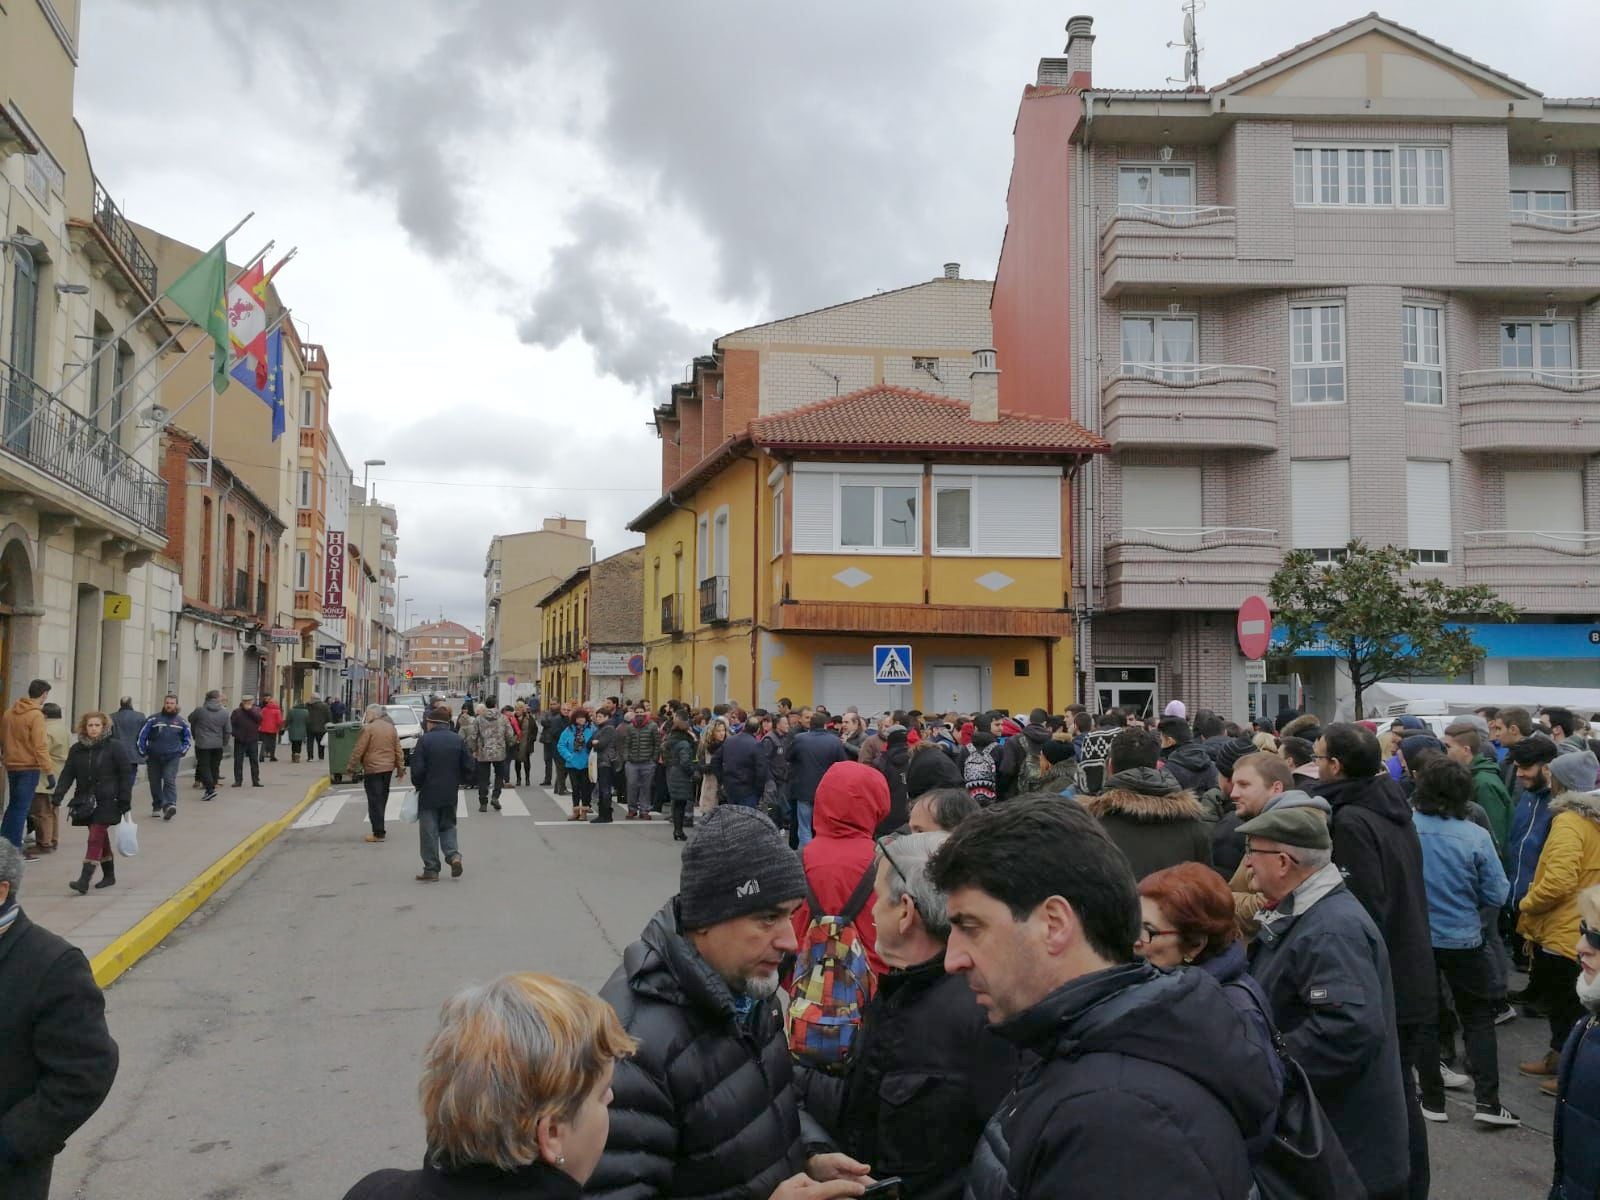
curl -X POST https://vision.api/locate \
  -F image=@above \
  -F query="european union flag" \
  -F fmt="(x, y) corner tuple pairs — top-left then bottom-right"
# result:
(230, 328), (285, 441)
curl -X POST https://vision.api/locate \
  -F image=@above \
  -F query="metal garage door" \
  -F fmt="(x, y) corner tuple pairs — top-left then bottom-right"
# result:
(817, 660), (909, 715)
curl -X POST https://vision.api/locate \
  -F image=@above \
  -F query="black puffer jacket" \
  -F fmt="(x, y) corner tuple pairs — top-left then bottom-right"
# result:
(1161, 741), (1219, 795)
(875, 736), (912, 836)
(53, 735), (131, 827)
(1083, 768), (1213, 881)
(803, 956), (1019, 1200)
(965, 962), (1280, 1200)
(588, 902), (805, 1200)
(904, 743), (962, 801)
(1309, 773), (1438, 1025)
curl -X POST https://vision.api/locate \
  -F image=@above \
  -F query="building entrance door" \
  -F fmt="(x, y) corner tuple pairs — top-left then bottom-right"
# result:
(929, 665), (982, 715)
(1094, 665), (1157, 719)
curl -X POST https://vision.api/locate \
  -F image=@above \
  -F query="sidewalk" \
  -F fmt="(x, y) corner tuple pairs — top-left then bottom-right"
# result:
(21, 756), (328, 962)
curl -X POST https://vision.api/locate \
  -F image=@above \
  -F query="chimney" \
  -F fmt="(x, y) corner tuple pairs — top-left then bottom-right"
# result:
(970, 348), (1000, 423)
(1065, 15), (1094, 82)
(943, 262), (961, 280)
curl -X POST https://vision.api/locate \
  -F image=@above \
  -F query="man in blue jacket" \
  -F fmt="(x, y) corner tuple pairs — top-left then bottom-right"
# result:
(1506, 737), (1560, 911)
(787, 714), (851, 850)
(710, 710), (767, 809)
(408, 706), (475, 882)
(135, 695), (191, 822)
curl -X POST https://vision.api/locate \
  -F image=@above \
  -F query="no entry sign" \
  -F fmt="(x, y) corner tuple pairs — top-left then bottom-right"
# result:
(1237, 595), (1272, 661)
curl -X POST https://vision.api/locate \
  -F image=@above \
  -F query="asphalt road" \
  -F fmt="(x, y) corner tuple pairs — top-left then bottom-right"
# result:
(48, 774), (1566, 1199)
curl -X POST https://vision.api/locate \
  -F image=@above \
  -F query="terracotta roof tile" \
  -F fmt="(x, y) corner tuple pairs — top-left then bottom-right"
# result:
(748, 385), (1109, 454)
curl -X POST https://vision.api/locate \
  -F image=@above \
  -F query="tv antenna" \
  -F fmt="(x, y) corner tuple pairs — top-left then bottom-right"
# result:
(1166, 0), (1203, 88)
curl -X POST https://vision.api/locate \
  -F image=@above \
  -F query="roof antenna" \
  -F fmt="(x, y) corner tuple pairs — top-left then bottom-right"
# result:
(1166, 0), (1202, 89)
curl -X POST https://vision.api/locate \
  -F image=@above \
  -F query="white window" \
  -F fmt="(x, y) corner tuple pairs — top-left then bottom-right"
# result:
(1121, 315), (1197, 380)
(1294, 144), (1443, 208)
(1509, 164), (1573, 224)
(301, 389), (314, 427)
(295, 550), (309, 590)
(1120, 467), (1203, 541)
(696, 516), (710, 581)
(298, 469), (311, 508)
(771, 484), (784, 558)
(1291, 460), (1352, 562)
(1406, 461), (1451, 563)
(1117, 164), (1194, 212)
(1501, 321), (1574, 381)
(1401, 305), (1444, 405)
(839, 481), (918, 551)
(1504, 470), (1584, 534)
(1291, 305), (1345, 404)
(713, 508), (730, 576)
(934, 481), (972, 551)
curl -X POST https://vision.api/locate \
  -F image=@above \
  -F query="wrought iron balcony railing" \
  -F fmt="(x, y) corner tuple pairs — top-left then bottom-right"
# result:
(1, 360), (167, 534)
(92, 178), (158, 296)
(661, 594), (684, 635)
(698, 575), (730, 624)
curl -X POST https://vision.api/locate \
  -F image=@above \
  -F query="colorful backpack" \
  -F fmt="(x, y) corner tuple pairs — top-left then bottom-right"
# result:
(787, 865), (879, 1072)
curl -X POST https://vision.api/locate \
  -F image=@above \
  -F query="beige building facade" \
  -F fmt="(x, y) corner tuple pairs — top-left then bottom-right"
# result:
(0, 0), (183, 718)
(995, 14), (1600, 718)
(539, 545), (645, 706)
(483, 518), (593, 703)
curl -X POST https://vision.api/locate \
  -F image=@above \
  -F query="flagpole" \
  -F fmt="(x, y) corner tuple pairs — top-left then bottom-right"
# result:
(50, 211), (254, 403)
(115, 305), (295, 472)
(77, 240), (278, 440)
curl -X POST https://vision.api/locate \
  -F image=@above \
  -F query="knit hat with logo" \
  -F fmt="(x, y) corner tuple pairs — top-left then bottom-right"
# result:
(678, 806), (806, 931)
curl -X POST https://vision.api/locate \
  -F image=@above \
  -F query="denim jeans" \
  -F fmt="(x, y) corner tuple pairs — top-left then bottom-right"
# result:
(2, 770), (40, 847)
(726, 793), (760, 809)
(418, 806), (458, 874)
(147, 755), (181, 812)
(625, 761), (654, 815)
(797, 798), (815, 848)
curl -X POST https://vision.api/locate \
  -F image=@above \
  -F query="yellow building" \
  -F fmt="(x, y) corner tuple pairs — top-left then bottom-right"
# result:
(539, 546), (645, 705)
(631, 370), (1106, 714)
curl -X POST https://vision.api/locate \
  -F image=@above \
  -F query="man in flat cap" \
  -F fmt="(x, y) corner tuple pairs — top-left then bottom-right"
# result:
(1241, 806), (1412, 1200)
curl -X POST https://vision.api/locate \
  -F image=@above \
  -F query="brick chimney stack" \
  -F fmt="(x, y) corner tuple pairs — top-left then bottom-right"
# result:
(1065, 15), (1094, 82)
(970, 348), (1000, 423)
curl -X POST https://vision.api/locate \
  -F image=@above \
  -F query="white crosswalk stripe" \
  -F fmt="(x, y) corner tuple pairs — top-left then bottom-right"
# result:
(291, 787), (544, 829)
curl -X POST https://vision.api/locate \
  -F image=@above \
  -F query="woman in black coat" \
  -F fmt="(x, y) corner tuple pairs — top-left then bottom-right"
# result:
(54, 712), (132, 895)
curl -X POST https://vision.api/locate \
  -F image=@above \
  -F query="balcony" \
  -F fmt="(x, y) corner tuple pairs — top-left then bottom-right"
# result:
(698, 575), (730, 624)
(1103, 364), (1278, 451)
(661, 594), (684, 637)
(64, 178), (158, 302)
(1100, 206), (1237, 297)
(0, 361), (167, 536)
(1509, 208), (1600, 264)
(1463, 530), (1600, 610)
(233, 568), (250, 613)
(257, 580), (268, 616)
(1103, 526), (1282, 611)
(1457, 370), (1600, 454)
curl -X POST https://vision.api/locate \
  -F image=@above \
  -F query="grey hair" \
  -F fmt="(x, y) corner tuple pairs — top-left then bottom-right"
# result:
(364, 704), (385, 722)
(0, 840), (23, 899)
(1297, 846), (1334, 872)
(880, 831), (952, 939)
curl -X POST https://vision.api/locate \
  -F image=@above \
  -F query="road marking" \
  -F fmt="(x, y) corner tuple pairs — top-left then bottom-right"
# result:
(291, 793), (349, 828)
(497, 789), (530, 816)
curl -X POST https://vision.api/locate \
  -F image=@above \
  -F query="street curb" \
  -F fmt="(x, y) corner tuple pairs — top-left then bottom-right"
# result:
(89, 775), (332, 990)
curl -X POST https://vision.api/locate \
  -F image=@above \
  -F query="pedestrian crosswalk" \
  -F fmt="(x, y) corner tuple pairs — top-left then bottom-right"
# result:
(292, 786), (535, 829)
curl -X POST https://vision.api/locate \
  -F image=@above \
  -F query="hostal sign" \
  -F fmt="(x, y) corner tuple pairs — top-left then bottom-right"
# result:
(322, 531), (346, 620)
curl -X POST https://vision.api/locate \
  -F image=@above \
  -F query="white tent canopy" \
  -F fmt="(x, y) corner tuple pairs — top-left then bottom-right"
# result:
(1363, 682), (1600, 716)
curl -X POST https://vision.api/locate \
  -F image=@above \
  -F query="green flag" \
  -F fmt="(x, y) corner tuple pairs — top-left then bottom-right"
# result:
(166, 242), (231, 393)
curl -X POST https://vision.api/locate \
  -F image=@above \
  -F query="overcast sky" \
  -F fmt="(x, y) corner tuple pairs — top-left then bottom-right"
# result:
(77, 1), (1600, 630)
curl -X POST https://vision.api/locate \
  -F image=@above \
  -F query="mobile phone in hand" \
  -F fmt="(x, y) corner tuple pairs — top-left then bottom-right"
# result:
(860, 1179), (903, 1199)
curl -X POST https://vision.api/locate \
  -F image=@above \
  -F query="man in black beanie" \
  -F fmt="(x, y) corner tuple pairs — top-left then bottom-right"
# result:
(588, 806), (872, 1200)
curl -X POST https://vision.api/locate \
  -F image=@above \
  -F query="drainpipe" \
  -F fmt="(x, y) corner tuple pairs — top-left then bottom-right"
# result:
(1078, 91), (1099, 702)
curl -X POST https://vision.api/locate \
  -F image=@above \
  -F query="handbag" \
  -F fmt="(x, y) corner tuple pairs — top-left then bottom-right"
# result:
(1251, 1020), (1367, 1200)
(114, 812), (139, 857)
(67, 791), (97, 825)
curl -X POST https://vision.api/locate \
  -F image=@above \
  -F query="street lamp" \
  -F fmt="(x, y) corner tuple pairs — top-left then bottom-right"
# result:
(362, 458), (386, 504)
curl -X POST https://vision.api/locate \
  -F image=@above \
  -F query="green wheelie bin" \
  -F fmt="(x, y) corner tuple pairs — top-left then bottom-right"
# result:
(326, 721), (365, 783)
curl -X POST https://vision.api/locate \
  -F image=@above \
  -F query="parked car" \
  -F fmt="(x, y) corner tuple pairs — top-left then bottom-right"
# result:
(391, 693), (427, 717)
(385, 705), (424, 763)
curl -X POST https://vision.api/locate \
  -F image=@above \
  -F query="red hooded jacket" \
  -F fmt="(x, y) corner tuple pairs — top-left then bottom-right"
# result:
(791, 761), (891, 976)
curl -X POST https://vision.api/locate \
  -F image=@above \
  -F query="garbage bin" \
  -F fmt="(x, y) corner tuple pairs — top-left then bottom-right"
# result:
(326, 721), (365, 783)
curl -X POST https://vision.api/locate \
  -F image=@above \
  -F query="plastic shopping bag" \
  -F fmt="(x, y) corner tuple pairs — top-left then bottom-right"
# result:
(115, 812), (140, 857)
(400, 790), (419, 823)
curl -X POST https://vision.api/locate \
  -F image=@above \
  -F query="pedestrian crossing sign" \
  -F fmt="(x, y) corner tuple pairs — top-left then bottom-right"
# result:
(873, 644), (913, 686)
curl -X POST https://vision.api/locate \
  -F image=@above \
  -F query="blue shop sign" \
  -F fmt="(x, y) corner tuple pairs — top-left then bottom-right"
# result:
(315, 643), (344, 663)
(1272, 622), (1600, 660)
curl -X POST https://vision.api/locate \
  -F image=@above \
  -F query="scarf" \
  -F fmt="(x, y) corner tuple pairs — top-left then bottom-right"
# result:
(0, 899), (19, 937)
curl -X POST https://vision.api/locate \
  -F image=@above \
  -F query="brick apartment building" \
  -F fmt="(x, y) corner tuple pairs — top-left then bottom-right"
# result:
(993, 12), (1600, 719)
(404, 619), (482, 691)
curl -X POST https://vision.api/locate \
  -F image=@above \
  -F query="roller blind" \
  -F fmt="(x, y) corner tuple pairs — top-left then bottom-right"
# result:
(792, 471), (835, 552)
(1405, 461), (1451, 552)
(975, 474), (1060, 554)
(1504, 470), (1584, 533)
(1509, 165), (1573, 192)
(1290, 460), (1351, 549)
(1120, 466), (1202, 533)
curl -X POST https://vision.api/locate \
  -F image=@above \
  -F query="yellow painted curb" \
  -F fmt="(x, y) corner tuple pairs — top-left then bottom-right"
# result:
(90, 775), (333, 989)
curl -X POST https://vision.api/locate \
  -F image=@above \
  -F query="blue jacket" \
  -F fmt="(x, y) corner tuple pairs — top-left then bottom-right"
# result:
(1508, 786), (1555, 910)
(710, 729), (767, 801)
(557, 723), (594, 769)
(136, 711), (191, 760)
(409, 728), (474, 811)
(1412, 812), (1509, 949)
(1553, 1013), (1600, 1200)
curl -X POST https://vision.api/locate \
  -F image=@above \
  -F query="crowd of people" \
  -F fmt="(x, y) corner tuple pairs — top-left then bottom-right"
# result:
(6, 682), (1600, 1198)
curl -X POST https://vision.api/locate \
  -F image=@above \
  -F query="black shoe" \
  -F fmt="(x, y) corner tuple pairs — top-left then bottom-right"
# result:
(479, 802), (488, 812)
(448, 855), (463, 878)
(589, 815), (613, 824)
(673, 829), (688, 841)
(491, 799), (501, 811)
(94, 860), (116, 889)
(163, 804), (176, 821)
(1473, 1103), (1520, 1128)
(69, 863), (95, 894)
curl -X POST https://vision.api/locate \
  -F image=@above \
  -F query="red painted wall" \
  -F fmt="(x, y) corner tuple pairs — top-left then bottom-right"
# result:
(991, 85), (1081, 421)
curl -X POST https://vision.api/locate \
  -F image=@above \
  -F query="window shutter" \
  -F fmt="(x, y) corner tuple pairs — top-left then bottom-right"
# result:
(792, 471), (835, 552)
(1120, 467), (1202, 534)
(1504, 470), (1584, 532)
(1290, 460), (1351, 549)
(974, 474), (1060, 554)
(1510, 165), (1573, 192)
(1405, 461), (1451, 551)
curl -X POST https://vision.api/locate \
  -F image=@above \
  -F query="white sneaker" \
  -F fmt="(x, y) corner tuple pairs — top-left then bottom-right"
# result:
(1420, 1100), (1448, 1123)
(1493, 1005), (1517, 1026)
(1473, 1104), (1520, 1128)
(1440, 1063), (1472, 1090)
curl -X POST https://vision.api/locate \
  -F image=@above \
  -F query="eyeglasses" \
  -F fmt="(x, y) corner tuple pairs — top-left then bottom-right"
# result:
(1582, 920), (1600, 952)
(875, 835), (926, 918)
(1134, 922), (1180, 945)
(1243, 845), (1303, 866)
